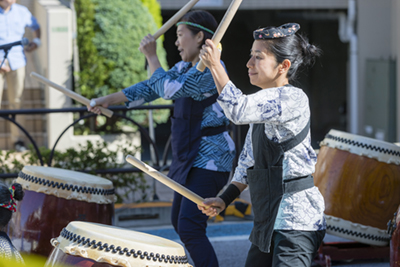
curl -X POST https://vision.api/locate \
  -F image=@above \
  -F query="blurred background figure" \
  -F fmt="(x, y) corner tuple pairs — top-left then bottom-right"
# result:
(0, 0), (41, 151)
(0, 182), (24, 263)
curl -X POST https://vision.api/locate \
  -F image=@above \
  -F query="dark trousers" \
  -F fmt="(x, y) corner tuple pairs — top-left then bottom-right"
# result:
(171, 167), (229, 267)
(245, 229), (326, 267)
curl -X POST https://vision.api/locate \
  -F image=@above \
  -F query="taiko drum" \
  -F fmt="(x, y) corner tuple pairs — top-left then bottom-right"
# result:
(314, 129), (400, 246)
(8, 166), (116, 257)
(45, 221), (193, 267)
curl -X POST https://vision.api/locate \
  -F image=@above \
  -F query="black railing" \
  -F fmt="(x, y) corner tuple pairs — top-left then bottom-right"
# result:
(0, 105), (243, 179)
(0, 105), (174, 179)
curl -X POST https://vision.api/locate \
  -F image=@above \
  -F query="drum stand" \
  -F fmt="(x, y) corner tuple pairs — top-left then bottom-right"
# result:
(313, 241), (390, 267)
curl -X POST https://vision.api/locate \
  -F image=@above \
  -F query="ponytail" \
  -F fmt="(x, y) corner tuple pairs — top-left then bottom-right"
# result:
(0, 182), (24, 228)
(299, 34), (322, 68)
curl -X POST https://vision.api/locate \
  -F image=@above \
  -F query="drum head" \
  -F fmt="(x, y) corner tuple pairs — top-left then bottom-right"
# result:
(51, 221), (191, 267)
(17, 166), (116, 204)
(320, 129), (400, 165)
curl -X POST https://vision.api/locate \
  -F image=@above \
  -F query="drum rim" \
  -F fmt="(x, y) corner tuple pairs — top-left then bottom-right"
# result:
(53, 221), (190, 266)
(320, 129), (400, 165)
(324, 214), (390, 246)
(20, 166), (114, 186)
(16, 166), (116, 204)
(17, 171), (115, 196)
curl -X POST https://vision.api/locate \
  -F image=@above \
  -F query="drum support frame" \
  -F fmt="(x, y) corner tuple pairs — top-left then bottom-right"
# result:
(313, 241), (390, 267)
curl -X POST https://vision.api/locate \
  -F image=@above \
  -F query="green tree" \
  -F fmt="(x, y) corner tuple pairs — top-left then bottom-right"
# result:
(74, 0), (172, 130)
(74, 0), (108, 98)
(75, 0), (168, 97)
(140, 0), (163, 31)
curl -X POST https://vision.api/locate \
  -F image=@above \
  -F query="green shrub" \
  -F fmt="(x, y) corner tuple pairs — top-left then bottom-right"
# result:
(140, 0), (164, 36)
(75, 0), (168, 97)
(74, 0), (108, 98)
(74, 0), (172, 131)
(141, 0), (162, 26)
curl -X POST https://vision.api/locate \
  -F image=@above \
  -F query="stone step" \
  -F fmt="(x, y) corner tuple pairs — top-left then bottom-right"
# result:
(114, 201), (173, 228)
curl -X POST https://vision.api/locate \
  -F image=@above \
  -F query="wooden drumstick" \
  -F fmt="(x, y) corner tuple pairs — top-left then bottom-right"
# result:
(153, 0), (200, 40)
(30, 72), (113, 118)
(125, 155), (207, 207)
(196, 0), (243, 72)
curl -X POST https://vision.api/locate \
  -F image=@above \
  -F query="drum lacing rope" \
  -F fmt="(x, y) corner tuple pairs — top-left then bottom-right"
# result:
(18, 171), (115, 196)
(327, 224), (390, 242)
(60, 228), (189, 264)
(325, 134), (400, 157)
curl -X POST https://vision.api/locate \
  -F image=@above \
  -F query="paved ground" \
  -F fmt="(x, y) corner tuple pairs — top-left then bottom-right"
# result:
(120, 176), (391, 267)
(133, 223), (390, 267)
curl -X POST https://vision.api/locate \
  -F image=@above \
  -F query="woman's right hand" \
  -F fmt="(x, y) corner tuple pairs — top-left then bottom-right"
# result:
(198, 197), (226, 217)
(87, 96), (110, 115)
(199, 39), (221, 70)
(139, 34), (157, 59)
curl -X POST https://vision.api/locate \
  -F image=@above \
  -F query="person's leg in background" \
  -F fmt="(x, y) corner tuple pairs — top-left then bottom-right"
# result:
(0, 68), (5, 107)
(171, 191), (183, 233)
(174, 167), (229, 267)
(5, 65), (26, 151)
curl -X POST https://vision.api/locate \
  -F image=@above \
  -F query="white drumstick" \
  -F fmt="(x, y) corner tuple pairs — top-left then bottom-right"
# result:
(153, 0), (200, 39)
(197, 0), (243, 72)
(30, 72), (113, 118)
(125, 155), (207, 207)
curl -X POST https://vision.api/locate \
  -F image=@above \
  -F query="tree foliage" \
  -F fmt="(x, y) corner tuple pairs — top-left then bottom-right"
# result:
(140, 0), (163, 29)
(74, 0), (171, 128)
(75, 0), (168, 98)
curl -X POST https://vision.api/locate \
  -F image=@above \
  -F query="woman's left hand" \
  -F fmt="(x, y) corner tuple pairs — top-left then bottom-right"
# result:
(197, 197), (225, 217)
(199, 39), (221, 69)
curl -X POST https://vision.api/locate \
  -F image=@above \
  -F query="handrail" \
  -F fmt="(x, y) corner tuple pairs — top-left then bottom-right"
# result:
(0, 105), (174, 115)
(0, 105), (174, 179)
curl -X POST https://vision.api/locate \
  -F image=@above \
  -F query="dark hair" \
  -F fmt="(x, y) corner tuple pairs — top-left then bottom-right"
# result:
(261, 33), (322, 82)
(0, 182), (24, 228)
(178, 10), (218, 47)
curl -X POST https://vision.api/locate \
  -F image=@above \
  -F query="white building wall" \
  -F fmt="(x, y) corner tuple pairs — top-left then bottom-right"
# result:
(393, 0), (400, 141)
(357, 0), (396, 140)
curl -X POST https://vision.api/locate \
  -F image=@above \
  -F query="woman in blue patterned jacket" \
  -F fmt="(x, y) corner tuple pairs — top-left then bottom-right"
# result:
(198, 23), (326, 267)
(88, 10), (235, 267)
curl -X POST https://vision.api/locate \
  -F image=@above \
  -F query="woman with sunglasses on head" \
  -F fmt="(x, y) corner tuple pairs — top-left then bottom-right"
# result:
(198, 23), (326, 267)
(88, 10), (235, 267)
(0, 182), (24, 263)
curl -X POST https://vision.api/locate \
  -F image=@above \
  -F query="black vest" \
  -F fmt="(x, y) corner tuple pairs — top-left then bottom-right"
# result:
(168, 95), (226, 184)
(247, 118), (314, 253)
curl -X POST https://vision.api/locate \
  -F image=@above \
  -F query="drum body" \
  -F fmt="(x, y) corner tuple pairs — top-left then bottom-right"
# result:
(8, 166), (116, 257)
(45, 221), (192, 267)
(389, 205), (400, 266)
(314, 129), (400, 246)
